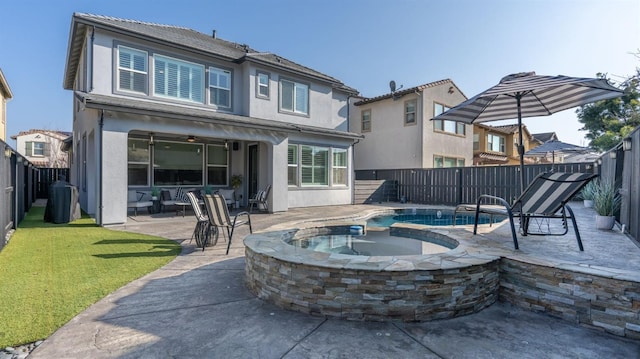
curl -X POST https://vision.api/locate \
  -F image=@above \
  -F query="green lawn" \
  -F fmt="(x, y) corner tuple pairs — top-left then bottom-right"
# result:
(0, 207), (182, 347)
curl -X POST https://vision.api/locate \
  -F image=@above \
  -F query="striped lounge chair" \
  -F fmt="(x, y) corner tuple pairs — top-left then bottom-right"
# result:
(202, 194), (252, 255)
(455, 172), (597, 251)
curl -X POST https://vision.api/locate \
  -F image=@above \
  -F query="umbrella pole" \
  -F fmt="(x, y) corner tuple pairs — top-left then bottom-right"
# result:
(517, 95), (525, 195)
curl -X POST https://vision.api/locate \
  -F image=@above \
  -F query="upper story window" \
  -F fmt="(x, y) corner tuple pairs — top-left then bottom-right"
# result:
(487, 134), (505, 153)
(280, 79), (309, 115)
(404, 100), (417, 125)
(256, 72), (270, 99)
(28, 141), (46, 157)
(361, 109), (371, 132)
(118, 46), (148, 94)
(473, 134), (479, 151)
(209, 67), (231, 108)
(154, 55), (204, 103)
(433, 103), (465, 135)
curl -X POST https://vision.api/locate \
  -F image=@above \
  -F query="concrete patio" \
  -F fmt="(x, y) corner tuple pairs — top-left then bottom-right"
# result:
(29, 202), (640, 358)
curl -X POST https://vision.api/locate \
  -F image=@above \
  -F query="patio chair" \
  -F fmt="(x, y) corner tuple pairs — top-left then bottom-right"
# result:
(127, 190), (153, 216)
(186, 191), (209, 248)
(454, 172), (597, 251)
(248, 184), (271, 213)
(202, 194), (252, 254)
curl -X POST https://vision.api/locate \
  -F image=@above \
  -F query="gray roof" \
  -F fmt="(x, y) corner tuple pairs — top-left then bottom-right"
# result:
(64, 13), (357, 94)
(75, 91), (363, 140)
(531, 132), (558, 143)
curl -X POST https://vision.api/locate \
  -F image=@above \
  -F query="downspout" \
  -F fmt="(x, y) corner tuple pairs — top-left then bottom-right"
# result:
(98, 110), (104, 225)
(89, 26), (95, 91)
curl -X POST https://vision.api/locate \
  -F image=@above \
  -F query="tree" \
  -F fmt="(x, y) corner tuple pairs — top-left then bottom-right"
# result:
(577, 57), (640, 152)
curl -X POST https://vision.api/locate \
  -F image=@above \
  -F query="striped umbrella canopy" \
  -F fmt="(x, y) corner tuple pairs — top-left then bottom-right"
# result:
(432, 72), (623, 193)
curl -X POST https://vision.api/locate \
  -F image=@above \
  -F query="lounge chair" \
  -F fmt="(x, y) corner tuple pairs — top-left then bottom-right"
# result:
(248, 184), (271, 213)
(202, 194), (252, 254)
(454, 172), (597, 251)
(186, 191), (209, 248)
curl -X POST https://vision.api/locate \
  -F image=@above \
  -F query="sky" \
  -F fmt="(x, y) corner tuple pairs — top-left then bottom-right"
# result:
(1, 0), (638, 148)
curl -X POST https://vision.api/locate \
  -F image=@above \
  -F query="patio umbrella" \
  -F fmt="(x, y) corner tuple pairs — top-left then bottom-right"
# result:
(524, 140), (591, 166)
(431, 72), (623, 193)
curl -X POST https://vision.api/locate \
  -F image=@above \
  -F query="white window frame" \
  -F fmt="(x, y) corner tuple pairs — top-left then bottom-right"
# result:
(361, 109), (371, 132)
(209, 66), (231, 109)
(288, 144), (298, 186)
(280, 79), (309, 115)
(433, 102), (465, 135)
(206, 144), (229, 186)
(127, 138), (150, 187)
(487, 134), (506, 153)
(256, 71), (270, 99)
(153, 54), (204, 103)
(332, 148), (348, 186)
(434, 155), (465, 168)
(288, 144), (349, 188)
(404, 99), (417, 125)
(117, 46), (148, 94)
(32, 142), (45, 157)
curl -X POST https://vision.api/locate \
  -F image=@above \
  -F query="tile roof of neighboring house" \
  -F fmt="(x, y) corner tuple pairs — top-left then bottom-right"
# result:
(0, 68), (13, 99)
(476, 123), (533, 139)
(74, 91), (363, 140)
(353, 79), (466, 106)
(64, 13), (357, 94)
(531, 132), (558, 143)
(10, 129), (72, 140)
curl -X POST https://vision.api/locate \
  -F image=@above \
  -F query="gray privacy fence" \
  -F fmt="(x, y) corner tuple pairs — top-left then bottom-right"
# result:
(0, 139), (38, 251)
(356, 163), (595, 207)
(37, 168), (70, 199)
(599, 127), (640, 242)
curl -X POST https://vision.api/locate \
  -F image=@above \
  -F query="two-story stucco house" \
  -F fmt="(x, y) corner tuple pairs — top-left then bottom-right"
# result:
(0, 68), (13, 142)
(350, 80), (470, 170)
(63, 13), (362, 225)
(10, 129), (71, 168)
(472, 123), (534, 166)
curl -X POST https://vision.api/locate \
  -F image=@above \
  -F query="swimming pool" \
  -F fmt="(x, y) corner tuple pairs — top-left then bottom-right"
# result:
(367, 208), (504, 228)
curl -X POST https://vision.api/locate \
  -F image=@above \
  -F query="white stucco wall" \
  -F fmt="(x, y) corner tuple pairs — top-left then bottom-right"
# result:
(350, 82), (471, 170)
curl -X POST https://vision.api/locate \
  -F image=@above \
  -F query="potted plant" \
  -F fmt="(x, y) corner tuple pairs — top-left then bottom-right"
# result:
(230, 174), (243, 206)
(592, 180), (621, 230)
(580, 179), (597, 208)
(204, 185), (213, 195)
(150, 187), (160, 201)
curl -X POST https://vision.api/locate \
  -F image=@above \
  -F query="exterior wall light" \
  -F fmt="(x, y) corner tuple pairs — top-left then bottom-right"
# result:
(186, 135), (196, 143)
(4, 146), (11, 158)
(623, 137), (632, 151)
(609, 151), (617, 159)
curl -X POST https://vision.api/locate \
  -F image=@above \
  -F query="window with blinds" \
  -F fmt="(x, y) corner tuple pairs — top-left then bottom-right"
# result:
(118, 46), (148, 94)
(287, 145), (298, 186)
(154, 55), (204, 103)
(301, 145), (328, 186)
(332, 149), (347, 185)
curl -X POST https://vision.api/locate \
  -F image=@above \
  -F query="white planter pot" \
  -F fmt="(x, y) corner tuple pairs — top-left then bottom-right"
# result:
(583, 200), (594, 208)
(595, 215), (615, 230)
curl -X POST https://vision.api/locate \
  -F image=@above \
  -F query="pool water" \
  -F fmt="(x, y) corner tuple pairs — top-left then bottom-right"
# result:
(289, 229), (454, 256)
(367, 209), (503, 228)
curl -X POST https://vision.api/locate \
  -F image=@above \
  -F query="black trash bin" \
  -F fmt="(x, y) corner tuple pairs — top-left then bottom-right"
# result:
(44, 180), (81, 224)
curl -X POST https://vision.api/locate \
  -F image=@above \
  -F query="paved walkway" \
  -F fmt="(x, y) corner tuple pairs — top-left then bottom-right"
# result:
(30, 203), (640, 358)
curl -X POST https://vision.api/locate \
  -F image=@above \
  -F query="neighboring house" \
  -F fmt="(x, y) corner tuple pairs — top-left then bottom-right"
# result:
(350, 80), (470, 170)
(530, 132), (558, 147)
(63, 13), (361, 225)
(0, 68), (13, 142)
(472, 123), (535, 166)
(10, 129), (71, 168)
